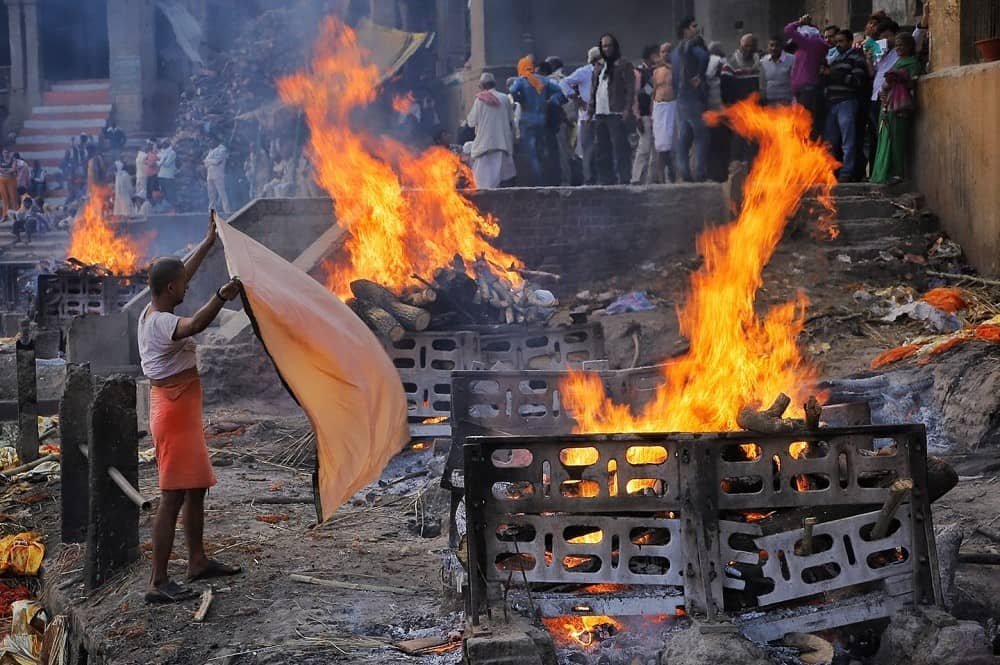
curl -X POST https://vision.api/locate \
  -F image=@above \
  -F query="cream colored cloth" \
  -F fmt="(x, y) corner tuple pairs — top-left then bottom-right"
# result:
(217, 220), (409, 521)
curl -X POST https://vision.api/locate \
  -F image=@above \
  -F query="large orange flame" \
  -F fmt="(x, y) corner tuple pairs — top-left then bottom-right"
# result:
(562, 100), (837, 434)
(66, 185), (143, 275)
(277, 17), (522, 298)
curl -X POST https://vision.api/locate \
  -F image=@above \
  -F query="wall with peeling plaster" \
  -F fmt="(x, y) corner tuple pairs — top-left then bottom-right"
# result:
(915, 60), (1000, 277)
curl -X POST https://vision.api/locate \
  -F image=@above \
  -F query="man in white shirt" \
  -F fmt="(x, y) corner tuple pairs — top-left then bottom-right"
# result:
(157, 140), (178, 205)
(760, 36), (795, 105)
(203, 141), (231, 216)
(140, 213), (242, 603)
(559, 46), (601, 185)
(465, 72), (516, 189)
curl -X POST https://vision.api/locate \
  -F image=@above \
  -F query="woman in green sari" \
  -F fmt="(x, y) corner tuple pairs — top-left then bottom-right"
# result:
(871, 33), (922, 183)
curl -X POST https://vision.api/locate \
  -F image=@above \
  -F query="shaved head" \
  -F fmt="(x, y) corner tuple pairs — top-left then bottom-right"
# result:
(149, 257), (186, 297)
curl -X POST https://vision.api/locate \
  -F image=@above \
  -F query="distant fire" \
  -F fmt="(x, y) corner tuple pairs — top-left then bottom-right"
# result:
(277, 17), (523, 299)
(391, 91), (415, 114)
(561, 100), (837, 435)
(66, 185), (144, 274)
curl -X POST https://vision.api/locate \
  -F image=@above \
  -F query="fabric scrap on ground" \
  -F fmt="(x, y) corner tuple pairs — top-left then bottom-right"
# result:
(0, 533), (44, 577)
(922, 287), (968, 313)
(217, 220), (409, 522)
(603, 291), (657, 315)
(870, 314), (1000, 369)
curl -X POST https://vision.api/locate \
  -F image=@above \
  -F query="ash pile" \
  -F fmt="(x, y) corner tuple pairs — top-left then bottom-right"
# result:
(346, 256), (558, 340)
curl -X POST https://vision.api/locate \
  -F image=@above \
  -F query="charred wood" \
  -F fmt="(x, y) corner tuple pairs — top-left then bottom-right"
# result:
(347, 298), (404, 342)
(350, 279), (431, 331)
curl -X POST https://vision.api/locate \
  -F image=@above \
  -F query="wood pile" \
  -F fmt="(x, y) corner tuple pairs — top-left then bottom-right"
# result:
(346, 256), (560, 338)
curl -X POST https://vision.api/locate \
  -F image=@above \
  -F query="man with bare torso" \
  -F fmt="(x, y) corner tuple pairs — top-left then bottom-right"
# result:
(651, 41), (677, 183)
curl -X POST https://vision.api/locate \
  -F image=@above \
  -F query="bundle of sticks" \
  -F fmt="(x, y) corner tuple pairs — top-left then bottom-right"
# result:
(346, 256), (560, 340)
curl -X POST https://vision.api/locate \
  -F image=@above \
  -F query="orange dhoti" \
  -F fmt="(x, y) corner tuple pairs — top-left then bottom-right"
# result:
(149, 374), (216, 490)
(0, 175), (17, 218)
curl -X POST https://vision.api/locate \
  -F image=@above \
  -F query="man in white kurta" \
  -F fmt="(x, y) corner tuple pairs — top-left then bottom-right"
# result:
(465, 72), (515, 189)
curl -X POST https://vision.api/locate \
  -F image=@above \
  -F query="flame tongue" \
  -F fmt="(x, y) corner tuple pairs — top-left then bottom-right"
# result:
(66, 185), (143, 275)
(277, 17), (523, 299)
(563, 100), (837, 434)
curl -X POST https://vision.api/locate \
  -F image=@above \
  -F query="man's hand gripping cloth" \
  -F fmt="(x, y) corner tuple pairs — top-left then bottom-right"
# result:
(216, 220), (409, 521)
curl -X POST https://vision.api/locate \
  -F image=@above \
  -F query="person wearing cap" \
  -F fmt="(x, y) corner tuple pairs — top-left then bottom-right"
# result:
(510, 55), (566, 186)
(560, 46), (602, 185)
(465, 72), (516, 189)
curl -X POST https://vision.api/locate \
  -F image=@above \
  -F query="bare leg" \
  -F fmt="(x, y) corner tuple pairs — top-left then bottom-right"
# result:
(183, 488), (209, 574)
(184, 487), (241, 580)
(149, 489), (186, 590)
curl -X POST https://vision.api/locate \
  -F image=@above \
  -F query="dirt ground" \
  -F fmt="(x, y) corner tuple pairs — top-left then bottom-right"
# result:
(7, 189), (1000, 664)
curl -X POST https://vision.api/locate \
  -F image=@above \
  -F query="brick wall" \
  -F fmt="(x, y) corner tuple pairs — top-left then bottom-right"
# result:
(466, 184), (726, 291)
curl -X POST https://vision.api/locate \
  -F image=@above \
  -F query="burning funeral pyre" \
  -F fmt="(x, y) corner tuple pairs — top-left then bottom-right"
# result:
(270, 16), (956, 664)
(277, 17), (558, 334)
(36, 186), (148, 329)
(446, 100), (957, 664)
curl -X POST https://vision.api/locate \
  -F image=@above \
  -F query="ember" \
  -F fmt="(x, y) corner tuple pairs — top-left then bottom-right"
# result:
(561, 100), (837, 434)
(66, 185), (146, 275)
(277, 17), (524, 301)
(544, 615), (623, 647)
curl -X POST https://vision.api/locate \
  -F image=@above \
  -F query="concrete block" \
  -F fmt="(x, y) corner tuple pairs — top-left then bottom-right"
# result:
(135, 378), (150, 434)
(66, 313), (132, 374)
(0, 313), (23, 338)
(464, 623), (555, 665)
(32, 328), (61, 359)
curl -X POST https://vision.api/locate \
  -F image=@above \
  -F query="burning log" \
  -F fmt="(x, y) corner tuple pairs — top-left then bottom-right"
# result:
(350, 279), (431, 332)
(400, 288), (437, 308)
(804, 396), (822, 430)
(347, 298), (404, 342)
(800, 516), (817, 555)
(737, 394), (806, 434)
(871, 478), (913, 539)
(927, 455), (958, 502)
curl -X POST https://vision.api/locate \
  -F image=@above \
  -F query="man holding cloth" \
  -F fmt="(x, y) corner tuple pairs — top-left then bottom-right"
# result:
(139, 212), (242, 602)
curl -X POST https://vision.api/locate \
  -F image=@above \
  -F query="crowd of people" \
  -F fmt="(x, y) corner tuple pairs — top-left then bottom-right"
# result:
(460, 7), (930, 189)
(0, 147), (55, 245)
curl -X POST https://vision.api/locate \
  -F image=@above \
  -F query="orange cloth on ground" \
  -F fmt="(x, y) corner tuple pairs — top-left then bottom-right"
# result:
(216, 220), (408, 522)
(922, 287), (967, 313)
(149, 376), (217, 490)
(517, 56), (544, 93)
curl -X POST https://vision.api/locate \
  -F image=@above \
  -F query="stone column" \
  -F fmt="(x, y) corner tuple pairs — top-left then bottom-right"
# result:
(5, 0), (27, 124)
(20, 0), (40, 107)
(468, 0), (485, 70)
(106, 0), (157, 134)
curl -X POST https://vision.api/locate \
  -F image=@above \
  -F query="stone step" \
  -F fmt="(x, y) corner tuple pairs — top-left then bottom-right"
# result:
(31, 104), (112, 115)
(829, 216), (936, 243)
(24, 117), (106, 130)
(42, 89), (112, 106)
(17, 134), (82, 145)
(824, 237), (912, 262)
(799, 195), (901, 221)
(16, 149), (65, 160)
(810, 182), (893, 198)
(50, 80), (111, 92)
